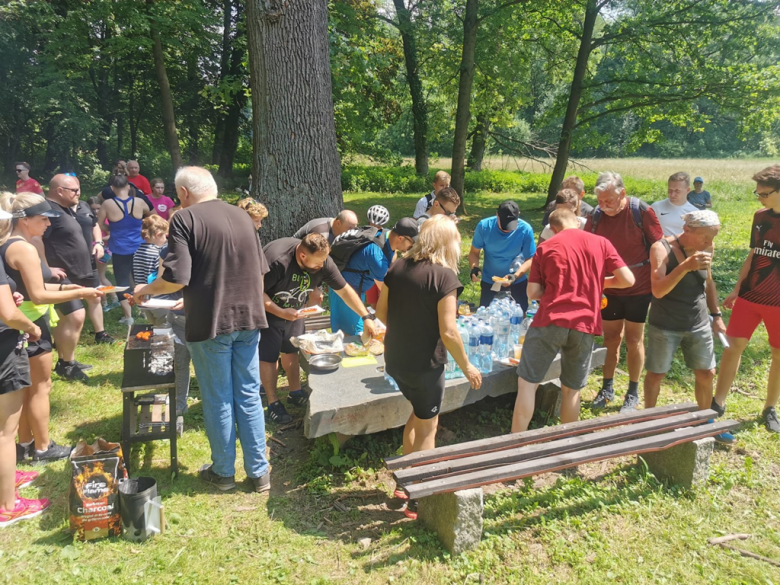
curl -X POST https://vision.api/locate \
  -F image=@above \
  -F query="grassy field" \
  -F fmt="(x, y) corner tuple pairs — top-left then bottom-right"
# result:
(2, 160), (780, 584)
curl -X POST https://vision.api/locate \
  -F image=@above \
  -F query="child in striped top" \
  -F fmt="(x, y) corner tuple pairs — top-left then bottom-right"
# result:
(133, 215), (169, 325)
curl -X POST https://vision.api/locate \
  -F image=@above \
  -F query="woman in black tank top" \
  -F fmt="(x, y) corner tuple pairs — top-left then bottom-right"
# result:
(0, 193), (103, 463)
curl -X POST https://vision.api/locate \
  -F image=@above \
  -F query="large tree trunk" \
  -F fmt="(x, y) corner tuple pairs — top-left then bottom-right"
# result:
(212, 0), (234, 165)
(392, 0), (428, 177)
(546, 0), (598, 205)
(186, 56), (201, 165)
(467, 113), (490, 171)
(450, 0), (479, 209)
(149, 9), (183, 171)
(247, 0), (343, 243)
(218, 3), (247, 179)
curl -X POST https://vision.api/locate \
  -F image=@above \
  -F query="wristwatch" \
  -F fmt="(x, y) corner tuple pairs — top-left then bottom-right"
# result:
(710, 312), (723, 318)
(361, 314), (376, 322)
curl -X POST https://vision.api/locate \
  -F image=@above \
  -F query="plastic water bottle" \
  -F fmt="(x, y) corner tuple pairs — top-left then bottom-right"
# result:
(509, 253), (524, 275)
(467, 321), (480, 368)
(495, 316), (511, 360)
(479, 322), (494, 374)
(523, 301), (538, 329)
(510, 305), (524, 345)
(384, 370), (399, 391)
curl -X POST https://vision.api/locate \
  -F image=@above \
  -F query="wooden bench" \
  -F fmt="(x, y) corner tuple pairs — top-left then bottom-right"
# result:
(386, 403), (738, 554)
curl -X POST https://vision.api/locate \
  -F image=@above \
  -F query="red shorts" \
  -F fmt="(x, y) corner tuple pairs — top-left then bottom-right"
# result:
(365, 284), (380, 307)
(726, 297), (780, 348)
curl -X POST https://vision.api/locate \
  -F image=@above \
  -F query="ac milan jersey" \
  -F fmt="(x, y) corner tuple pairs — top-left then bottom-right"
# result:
(739, 208), (780, 307)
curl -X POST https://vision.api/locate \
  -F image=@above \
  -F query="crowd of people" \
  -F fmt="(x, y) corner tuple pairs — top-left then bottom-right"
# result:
(1, 160), (778, 527)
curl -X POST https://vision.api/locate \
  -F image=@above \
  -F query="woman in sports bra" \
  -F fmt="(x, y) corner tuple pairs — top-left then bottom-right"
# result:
(0, 192), (103, 463)
(98, 174), (152, 325)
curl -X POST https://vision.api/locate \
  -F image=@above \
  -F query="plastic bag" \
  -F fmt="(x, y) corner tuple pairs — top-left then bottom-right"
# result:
(290, 329), (345, 354)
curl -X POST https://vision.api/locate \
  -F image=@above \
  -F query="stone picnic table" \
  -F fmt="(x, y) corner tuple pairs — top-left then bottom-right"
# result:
(301, 336), (607, 440)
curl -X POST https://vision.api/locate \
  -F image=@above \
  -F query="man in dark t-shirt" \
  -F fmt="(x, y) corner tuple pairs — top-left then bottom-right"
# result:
(260, 234), (376, 424)
(541, 175), (594, 225)
(135, 166), (272, 492)
(715, 165), (780, 435)
(292, 210), (358, 245)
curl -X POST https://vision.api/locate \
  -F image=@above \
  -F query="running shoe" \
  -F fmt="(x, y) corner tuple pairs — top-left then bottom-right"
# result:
(266, 401), (292, 425)
(0, 497), (50, 528)
(287, 390), (309, 407)
(118, 316), (134, 326)
(103, 301), (120, 312)
(591, 387), (614, 410)
(404, 499), (418, 520)
(54, 360), (89, 382)
(248, 471), (271, 493)
(714, 431), (736, 444)
(94, 332), (116, 345)
(619, 393), (640, 413)
(199, 464), (235, 491)
(763, 406), (780, 433)
(15, 470), (38, 489)
(393, 482), (409, 501)
(75, 360), (93, 371)
(32, 440), (72, 463)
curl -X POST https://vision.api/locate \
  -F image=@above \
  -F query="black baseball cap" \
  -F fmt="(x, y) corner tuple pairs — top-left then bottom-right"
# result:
(497, 201), (519, 231)
(392, 217), (419, 242)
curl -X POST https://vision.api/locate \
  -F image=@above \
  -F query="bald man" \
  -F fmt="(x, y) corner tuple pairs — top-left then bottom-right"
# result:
(293, 210), (359, 245)
(126, 160), (152, 195)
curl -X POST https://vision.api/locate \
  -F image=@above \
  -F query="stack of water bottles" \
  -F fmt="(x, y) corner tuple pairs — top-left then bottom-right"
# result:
(445, 298), (539, 379)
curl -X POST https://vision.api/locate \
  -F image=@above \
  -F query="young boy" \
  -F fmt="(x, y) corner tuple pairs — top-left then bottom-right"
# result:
(413, 171), (450, 219)
(148, 178), (176, 220)
(133, 215), (169, 325)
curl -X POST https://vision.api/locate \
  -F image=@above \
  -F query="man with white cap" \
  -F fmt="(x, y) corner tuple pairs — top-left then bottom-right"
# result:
(687, 177), (712, 210)
(651, 172), (699, 237)
(643, 210), (731, 440)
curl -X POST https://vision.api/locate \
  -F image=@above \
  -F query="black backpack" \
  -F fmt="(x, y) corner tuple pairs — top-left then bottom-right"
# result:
(590, 196), (652, 268)
(330, 226), (386, 293)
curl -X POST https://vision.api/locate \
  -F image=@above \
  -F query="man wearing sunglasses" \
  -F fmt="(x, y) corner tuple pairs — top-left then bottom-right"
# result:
(14, 162), (43, 195)
(416, 187), (460, 227)
(713, 165), (780, 435)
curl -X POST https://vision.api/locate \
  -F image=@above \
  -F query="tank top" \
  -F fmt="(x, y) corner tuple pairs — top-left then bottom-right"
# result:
(0, 237), (53, 301)
(108, 196), (144, 255)
(648, 238), (708, 332)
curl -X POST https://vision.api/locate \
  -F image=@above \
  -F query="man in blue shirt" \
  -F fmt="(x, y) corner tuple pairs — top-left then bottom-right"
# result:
(330, 218), (418, 335)
(469, 201), (536, 310)
(687, 177), (712, 210)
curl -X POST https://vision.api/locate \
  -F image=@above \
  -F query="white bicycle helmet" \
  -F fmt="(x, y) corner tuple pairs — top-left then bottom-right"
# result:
(367, 205), (390, 226)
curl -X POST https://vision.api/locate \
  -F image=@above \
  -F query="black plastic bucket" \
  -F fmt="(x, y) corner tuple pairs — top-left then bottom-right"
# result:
(118, 477), (157, 541)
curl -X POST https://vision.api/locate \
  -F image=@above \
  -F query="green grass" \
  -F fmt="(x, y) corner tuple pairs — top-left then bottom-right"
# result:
(3, 166), (780, 584)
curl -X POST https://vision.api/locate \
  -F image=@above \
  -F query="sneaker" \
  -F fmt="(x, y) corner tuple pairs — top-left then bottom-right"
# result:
(591, 387), (614, 410)
(118, 316), (134, 326)
(762, 406), (780, 433)
(404, 499), (418, 520)
(94, 332), (116, 344)
(16, 442), (32, 463)
(0, 497), (50, 527)
(75, 360), (93, 371)
(199, 464), (235, 491)
(393, 482), (409, 501)
(619, 393), (640, 414)
(103, 301), (120, 312)
(714, 431), (736, 444)
(710, 398), (725, 418)
(287, 390), (308, 407)
(266, 401), (292, 425)
(15, 470), (39, 490)
(54, 360), (89, 382)
(248, 471), (271, 493)
(32, 440), (72, 463)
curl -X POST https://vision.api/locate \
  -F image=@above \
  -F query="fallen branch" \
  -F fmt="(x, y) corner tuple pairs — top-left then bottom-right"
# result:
(270, 436), (287, 447)
(708, 534), (780, 568)
(708, 534), (751, 545)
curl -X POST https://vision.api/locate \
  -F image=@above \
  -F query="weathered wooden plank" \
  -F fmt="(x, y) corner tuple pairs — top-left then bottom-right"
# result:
(386, 402), (701, 470)
(394, 410), (715, 484)
(404, 420), (738, 499)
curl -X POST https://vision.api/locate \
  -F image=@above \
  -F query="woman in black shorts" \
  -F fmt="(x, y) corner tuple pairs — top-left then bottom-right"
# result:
(0, 250), (51, 526)
(376, 215), (482, 519)
(0, 193), (102, 463)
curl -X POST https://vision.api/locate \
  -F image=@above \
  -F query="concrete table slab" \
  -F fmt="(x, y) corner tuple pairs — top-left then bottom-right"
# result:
(302, 338), (606, 439)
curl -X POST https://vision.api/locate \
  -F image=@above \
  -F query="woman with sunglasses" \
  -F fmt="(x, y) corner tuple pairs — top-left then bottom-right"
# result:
(0, 192), (103, 463)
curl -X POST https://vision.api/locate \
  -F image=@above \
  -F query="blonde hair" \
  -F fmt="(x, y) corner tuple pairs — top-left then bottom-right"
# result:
(237, 198), (268, 221)
(0, 191), (45, 245)
(406, 215), (461, 273)
(434, 170), (451, 185)
(141, 214), (169, 240)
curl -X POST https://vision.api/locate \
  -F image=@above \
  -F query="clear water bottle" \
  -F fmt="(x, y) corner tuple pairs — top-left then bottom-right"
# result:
(495, 316), (511, 360)
(454, 324), (468, 378)
(445, 351), (456, 379)
(522, 300), (538, 330)
(384, 370), (399, 391)
(510, 305), (524, 345)
(467, 321), (480, 368)
(509, 253), (525, 275)
(479, 322), (494, 374)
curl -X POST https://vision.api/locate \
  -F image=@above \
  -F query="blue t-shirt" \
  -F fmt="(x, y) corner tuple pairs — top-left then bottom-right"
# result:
(341, 237), (393, 292)
(472, 216), (535, 283)
(687, 189), (711, 210)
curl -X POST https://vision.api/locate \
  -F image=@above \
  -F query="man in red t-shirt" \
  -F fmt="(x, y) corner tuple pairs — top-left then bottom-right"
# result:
(714, 165), (780, 434)
(512, 209), (634, 433)
(585, 172), (663, 413)
(15, 162), (44, 195)
(126, 160), (152, 195)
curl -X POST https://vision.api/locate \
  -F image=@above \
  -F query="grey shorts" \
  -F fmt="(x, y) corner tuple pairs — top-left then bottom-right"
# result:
(516, 324), (594, 390)
(645, 323), (715, 373)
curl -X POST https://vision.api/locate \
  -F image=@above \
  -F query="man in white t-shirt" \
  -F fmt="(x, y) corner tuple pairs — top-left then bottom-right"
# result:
(413, 170), (451, 219)
(651, 172), (699, 237)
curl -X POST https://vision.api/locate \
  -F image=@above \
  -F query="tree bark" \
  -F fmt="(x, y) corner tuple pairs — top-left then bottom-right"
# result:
(392, 0), (428, 177)
(186, 55), (200, 165)
(212, 0), (234, 165)
(149, 4), (183, 171)
(450, 0), (479, 209)
(246, 0), (343, 243)
(546, 0), (598, 204)
(467, 113), (490, 171)
(218, 3), (247, 178)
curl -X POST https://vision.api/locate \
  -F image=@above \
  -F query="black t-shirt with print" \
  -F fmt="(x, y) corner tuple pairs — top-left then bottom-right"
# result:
(384, 257), (463, 373)
(263, 238), (346, 323)
(43, 200), (97, 279)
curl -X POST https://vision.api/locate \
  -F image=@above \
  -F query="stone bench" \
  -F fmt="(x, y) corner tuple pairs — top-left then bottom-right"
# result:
(386, 404), (737, 554)
(300, 339), (606, 439)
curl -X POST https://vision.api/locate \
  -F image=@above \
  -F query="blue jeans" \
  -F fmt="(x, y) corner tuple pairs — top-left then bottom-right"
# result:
(187, 329), (268, 479)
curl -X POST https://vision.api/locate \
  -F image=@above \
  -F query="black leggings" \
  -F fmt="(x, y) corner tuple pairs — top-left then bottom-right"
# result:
(112, 253), (134, 288)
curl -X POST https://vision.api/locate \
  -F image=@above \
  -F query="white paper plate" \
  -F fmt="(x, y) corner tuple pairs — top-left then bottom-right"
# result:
(297, 305), (326, 316)
(140, 299), (179, 309)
